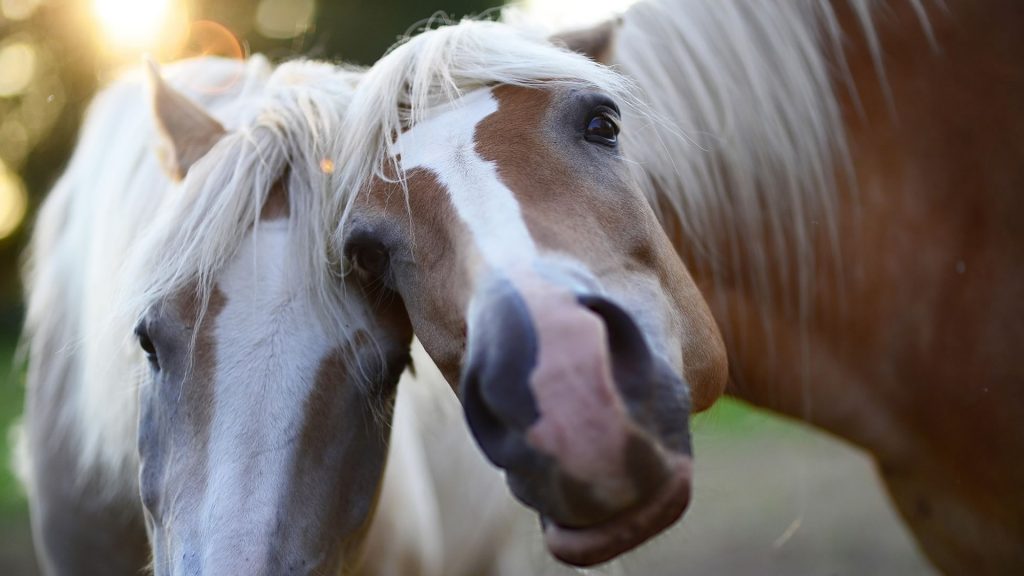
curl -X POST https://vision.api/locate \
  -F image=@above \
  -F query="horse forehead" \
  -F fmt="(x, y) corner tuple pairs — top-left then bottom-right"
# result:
(218, 222), (295, 304)
(395, 87), (541, 270)
(394, 87), (500, 169)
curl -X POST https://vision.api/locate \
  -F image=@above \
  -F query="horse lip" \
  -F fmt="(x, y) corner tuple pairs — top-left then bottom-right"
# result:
(542, 456), (692, 567)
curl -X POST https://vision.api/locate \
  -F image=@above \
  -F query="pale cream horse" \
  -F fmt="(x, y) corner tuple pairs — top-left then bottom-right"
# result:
(15, 56), (424, 575)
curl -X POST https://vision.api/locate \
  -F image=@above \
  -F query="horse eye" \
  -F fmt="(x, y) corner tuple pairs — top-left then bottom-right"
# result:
(346, 237), (391, 281)
(584, 107), (620, 146)
(135, 323), (160, 370)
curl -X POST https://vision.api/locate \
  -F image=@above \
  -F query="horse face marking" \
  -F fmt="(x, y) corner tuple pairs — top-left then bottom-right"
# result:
(137, 185), (410, 575)
(395, 89), (539, 270)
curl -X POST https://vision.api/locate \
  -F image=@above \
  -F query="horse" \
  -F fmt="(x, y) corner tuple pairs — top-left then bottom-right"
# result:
(334, 16), (727, 569)
(15, 56), (414, 575)
(333, 0), (1024, 572)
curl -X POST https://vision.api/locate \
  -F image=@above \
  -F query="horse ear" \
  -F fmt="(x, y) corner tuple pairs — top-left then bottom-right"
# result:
(145, 59), (226, 181)
(550, 19), (619, 64)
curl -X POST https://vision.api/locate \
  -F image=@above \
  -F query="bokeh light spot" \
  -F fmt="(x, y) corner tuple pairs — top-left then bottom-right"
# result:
(1, 0), (42, 21)
(0, 41), (37, 97)
(0, 159), (28, 240)
(320, 158), (335, 174)
(256, 0), (315, 40)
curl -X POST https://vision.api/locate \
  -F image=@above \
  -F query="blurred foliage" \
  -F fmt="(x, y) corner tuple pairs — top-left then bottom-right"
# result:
(0, 0), (503, 336)
(0, 335), (23, 515)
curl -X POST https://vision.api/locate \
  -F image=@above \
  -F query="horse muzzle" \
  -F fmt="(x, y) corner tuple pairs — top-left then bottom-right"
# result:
(461, 273), (693, 566)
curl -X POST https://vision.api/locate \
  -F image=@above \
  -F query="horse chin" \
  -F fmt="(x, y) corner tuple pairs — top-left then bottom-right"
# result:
(542, 456), (692, 567)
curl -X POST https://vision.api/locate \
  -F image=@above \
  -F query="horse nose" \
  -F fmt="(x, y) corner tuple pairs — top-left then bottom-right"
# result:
(578, 294), (692, 453)
(460, 276), (692, 529)
(578, 294), (656, 403)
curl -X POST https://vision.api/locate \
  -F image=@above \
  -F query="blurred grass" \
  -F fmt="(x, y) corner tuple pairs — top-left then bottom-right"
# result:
(0, 332), (36, 575)
(692, 393), (803, 440)
(0, 335), (27, 517)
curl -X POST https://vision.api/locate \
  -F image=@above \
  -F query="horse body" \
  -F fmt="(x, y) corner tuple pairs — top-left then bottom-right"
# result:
(815, 2), (1024, 567)
(596, 0), (1024, 571)
(18, 56), (414, 575)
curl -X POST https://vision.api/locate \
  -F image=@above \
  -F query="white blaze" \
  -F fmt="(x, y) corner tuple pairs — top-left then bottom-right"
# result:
(199, 222), (333, 566)
(395, 88), (538, 269)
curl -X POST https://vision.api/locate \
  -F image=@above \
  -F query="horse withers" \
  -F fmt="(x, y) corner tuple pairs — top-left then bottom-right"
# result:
(17, 57), (412, 575)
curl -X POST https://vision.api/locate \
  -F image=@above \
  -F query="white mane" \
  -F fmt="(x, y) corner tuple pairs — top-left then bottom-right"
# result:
(20, 56), (361, 498)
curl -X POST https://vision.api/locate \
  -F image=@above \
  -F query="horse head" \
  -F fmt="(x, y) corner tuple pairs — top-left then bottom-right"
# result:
(129, 62), (412, 575)
(336, 23), (727, 566)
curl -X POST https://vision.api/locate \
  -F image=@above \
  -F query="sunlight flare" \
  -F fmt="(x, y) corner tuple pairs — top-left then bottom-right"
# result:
(93, 0), (171, 48)
(91, 0), (189, 57)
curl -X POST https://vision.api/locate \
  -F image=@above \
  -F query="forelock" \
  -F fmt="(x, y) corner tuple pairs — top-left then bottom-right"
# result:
(120, 59), (363, 329)
(329, 17), (642, 242)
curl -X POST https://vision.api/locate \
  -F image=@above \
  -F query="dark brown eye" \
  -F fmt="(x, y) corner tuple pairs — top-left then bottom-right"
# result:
(584, 107), (620, 146)
(346, 237), (391, 281)
(135, 322), (159, 370)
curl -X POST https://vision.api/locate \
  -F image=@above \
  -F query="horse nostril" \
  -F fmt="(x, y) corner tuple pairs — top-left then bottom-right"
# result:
(579, 293), (693, 455)
(577, 294), (655, 402)
(461, 364), (513, 466)
(460, 278), (543, 470)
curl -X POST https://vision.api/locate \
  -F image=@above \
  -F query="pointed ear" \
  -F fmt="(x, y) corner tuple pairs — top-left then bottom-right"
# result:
(550, 19), (619, 65)
(145, 59), (227, 180)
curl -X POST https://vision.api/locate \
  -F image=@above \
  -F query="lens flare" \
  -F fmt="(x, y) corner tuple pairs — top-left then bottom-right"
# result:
(176, 20), (246, 95)
(1, 0), (42, 21)
(185, 20), (245, 61)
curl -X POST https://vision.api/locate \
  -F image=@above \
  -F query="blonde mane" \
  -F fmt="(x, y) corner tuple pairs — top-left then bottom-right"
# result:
(331, 18), (640, 234)
(613, 0), (929, 330)
(20, 56), (361, 499)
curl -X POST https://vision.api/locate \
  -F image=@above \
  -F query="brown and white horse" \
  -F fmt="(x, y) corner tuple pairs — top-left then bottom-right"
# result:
(562, 0), (1024, 572)
(336, 20), (727, 568)
(17, 57), (412, 575)
(336, 0), (1024, 571)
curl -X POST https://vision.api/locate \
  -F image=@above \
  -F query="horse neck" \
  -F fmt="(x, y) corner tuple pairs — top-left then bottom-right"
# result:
(613, 0), (873, 325)
(608, 0), (946, 440)
(616, 0), (1024, 452)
